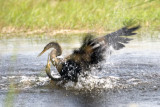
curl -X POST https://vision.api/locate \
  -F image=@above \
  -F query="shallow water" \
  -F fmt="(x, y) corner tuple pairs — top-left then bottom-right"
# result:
(0, 32), (160, 107)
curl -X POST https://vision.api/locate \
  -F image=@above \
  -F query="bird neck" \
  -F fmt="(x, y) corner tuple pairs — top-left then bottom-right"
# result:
(50, 57), (63, 73)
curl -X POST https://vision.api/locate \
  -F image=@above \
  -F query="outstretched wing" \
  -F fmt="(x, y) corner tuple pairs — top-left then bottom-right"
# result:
(70, 25), (140, 65)
(69, 34), (106, 66)
(59, 25), (140, 82)
(98, 25), (141, 50)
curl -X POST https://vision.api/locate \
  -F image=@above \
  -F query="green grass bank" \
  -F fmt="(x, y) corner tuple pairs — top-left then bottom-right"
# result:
(0, 0), (159, 33)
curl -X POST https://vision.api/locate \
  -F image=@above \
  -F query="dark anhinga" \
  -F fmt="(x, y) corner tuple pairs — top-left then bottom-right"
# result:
(38, 26), (140, 82)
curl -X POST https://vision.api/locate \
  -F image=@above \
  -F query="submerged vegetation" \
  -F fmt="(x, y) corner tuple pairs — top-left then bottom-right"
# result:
(0, 0), (159, 33)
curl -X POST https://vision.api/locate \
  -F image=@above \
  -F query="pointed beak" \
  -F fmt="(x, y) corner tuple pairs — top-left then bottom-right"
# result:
(38, 49), (46, 57)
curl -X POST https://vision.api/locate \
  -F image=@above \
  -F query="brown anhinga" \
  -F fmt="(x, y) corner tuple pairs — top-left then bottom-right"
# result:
(38, 26), (140, 82)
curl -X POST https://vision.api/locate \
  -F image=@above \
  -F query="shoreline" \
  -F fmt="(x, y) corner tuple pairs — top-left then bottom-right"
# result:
(0, 26), (159, 38)
(0, 27), (111, 36)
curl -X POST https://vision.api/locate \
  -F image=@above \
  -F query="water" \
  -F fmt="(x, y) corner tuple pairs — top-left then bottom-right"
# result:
(0, 32), (160, 107)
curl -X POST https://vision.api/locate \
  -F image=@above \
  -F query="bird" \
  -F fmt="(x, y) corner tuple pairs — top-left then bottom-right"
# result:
(38, 25), (140, 82)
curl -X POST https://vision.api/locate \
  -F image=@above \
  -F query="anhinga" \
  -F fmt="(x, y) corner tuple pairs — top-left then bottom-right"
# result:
(38, 25), (140, 82)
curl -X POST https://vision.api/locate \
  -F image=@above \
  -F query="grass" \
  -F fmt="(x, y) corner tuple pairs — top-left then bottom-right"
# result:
(0, 0), (160, 33)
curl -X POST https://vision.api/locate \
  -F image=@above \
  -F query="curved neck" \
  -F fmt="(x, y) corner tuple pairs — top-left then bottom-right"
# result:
(45, 55), (62, 81)
(50, 56), (63, 73)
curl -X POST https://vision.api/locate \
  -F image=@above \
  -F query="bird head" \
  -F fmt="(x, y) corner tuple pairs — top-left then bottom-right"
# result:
(38, 42), (62, 57)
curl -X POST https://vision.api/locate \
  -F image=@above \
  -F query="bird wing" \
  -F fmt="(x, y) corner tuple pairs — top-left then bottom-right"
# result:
(56, 25), (140, 82)
(68, 25), (140, 66)
(98, 25), (140, 50)
(67, 34), (106, 67)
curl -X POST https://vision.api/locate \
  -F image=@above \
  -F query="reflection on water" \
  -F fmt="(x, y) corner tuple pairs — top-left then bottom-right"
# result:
(0, 32), (160, 107)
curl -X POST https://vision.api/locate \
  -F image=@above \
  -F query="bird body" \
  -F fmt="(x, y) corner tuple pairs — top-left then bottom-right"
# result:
(39, 26), (140, 82)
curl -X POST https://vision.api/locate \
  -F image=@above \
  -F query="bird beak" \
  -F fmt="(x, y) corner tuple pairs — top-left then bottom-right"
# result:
(38, 49), (46, 57)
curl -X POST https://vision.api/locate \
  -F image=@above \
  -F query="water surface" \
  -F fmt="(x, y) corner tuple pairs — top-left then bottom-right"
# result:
(0, 32), (160, 107)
